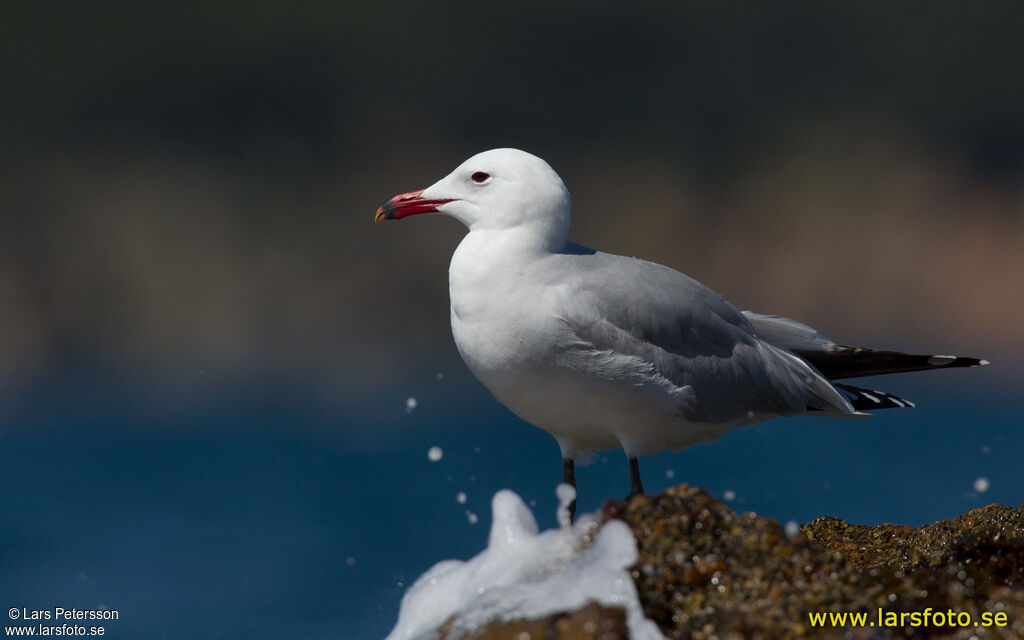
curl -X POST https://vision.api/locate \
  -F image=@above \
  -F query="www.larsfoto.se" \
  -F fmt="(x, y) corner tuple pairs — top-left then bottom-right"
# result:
(809, 607), (1009, 628)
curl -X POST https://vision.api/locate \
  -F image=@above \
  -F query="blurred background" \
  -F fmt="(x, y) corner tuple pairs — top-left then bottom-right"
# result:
(1, 2), (1022, 638)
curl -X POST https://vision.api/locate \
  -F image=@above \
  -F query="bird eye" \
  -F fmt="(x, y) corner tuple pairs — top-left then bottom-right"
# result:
(471, 171), (491, 184)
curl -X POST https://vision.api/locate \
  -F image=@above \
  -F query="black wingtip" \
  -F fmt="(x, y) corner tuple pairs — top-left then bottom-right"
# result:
(925, 355), (988, 369)
(799, 347), (990, 380)
(834, 383), (915, 411)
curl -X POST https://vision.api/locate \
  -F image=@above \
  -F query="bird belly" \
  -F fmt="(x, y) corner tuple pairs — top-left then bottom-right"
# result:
(491, 362), (746, 458)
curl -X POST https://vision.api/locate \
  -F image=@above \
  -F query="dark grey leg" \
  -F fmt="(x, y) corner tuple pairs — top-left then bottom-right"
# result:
(627, 456), (644, 500)
(562, 457), (577, 522)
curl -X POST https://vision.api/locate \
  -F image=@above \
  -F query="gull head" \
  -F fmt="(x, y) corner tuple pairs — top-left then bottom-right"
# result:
(375, 148), (571, 243)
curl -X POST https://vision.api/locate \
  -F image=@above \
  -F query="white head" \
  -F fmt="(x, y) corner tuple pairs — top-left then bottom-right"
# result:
(375, 148), (572, 248)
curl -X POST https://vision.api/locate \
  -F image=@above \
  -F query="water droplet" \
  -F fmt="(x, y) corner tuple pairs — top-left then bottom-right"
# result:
(973, 477), (990, 493)
(427, 446), (443, 462)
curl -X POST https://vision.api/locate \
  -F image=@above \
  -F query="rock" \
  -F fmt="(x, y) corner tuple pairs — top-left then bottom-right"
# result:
(605, 485), (1024, 639)
(438, 602), (628, 639)
(804, 504), (1024, 583)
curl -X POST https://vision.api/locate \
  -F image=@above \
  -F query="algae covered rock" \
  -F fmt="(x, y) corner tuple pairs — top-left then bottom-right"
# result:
(804, 503), (1024, 583)
(439, 602), (627, 639)
(605, 485), (1024, 639)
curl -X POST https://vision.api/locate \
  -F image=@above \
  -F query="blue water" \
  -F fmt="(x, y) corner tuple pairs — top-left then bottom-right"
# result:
(1, 364), (1020, 639)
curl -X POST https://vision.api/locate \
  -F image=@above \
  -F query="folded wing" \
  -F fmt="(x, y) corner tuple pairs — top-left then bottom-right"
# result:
(541, 250), (855, 423)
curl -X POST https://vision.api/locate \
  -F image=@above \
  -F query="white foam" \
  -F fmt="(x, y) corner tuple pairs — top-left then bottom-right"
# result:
(386, 489), (665, 640)
(406, 397), (418, 413)
(427, 446), (443, 462)
(973, 476), (990, 494)
(555, 483), (577, 529)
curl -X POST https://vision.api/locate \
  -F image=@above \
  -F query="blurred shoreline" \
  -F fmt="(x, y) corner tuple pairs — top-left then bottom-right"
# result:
(2, 1), (1021, 409)
(1, 135), (1019, 405)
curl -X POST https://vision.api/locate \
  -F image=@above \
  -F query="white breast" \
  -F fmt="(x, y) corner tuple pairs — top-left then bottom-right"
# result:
(449, 232), (551, 378)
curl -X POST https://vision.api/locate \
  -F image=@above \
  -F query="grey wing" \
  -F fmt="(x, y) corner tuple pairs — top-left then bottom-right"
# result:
(741, 312), (836, 353)
(543, 251), (854, 423)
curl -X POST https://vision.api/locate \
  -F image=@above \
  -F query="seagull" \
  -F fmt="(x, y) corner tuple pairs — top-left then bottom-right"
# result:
(375, 148), (986, 519)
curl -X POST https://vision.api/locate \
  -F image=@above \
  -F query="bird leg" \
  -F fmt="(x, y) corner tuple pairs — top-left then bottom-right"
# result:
(562, 457), (577, 522)
(626, 456), (644, 501)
